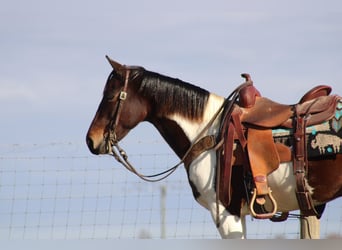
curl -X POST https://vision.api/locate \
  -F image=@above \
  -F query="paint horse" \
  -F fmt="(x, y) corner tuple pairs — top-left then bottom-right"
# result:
(86, 56), (342, 238)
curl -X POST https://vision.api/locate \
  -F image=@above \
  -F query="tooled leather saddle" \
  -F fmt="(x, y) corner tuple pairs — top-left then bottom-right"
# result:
(219, 74), (340, 219)
(185, 74), (341, 221)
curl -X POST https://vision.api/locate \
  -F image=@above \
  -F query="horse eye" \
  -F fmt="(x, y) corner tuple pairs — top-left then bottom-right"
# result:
(104, 92), (115, 101)
(108, 72), (115, 81)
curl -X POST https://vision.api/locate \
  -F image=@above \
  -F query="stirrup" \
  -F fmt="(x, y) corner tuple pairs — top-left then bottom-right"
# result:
(249, 187), (278, 219)
(270, 212), (289, 222)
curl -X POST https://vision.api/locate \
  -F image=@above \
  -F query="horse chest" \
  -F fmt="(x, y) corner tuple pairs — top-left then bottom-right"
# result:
(186, 150), (217, 209)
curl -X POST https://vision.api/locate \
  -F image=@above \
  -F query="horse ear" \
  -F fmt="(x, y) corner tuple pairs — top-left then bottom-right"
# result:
(105, 55), (124, 72)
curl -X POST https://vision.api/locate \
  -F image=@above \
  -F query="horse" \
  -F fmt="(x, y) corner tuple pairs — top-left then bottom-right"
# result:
(86, 56), (342, 238)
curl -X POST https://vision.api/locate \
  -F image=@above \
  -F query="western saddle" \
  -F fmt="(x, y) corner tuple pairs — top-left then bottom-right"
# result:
(185, 74), (340, 222)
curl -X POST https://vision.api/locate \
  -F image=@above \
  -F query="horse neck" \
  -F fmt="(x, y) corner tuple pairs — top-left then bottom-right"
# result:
(148, 93), (225, 159)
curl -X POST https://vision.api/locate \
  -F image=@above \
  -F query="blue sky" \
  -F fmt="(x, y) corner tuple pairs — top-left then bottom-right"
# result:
(1, 0), (342, 243)
(1, 0), (342, 146)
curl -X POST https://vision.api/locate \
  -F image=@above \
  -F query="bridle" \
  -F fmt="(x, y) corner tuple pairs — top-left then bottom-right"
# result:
(106, 68), (130, 147)
(106, 67), (251, 182)
(106, 67), (182, 182)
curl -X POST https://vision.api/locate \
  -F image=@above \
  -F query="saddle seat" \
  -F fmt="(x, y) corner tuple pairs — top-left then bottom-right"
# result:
(239, 85), (336, 129)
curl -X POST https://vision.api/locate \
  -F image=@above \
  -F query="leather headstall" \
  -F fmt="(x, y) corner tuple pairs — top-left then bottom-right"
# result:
(107, 68), (131, 146)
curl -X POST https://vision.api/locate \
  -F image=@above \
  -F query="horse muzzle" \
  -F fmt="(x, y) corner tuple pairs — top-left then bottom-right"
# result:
(86, 133), (113, 155)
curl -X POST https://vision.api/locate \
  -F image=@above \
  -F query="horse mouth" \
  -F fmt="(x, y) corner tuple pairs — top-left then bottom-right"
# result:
(86, 136), (113, 155)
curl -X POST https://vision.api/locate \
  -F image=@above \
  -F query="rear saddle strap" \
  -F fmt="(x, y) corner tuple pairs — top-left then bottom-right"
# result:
(293, 110), (319, 217)
(291, 85), (337, 217)
(280, 86), (335, 219)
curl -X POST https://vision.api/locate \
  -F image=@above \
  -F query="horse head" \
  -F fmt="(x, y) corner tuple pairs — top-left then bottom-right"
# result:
(86, 56), (150, 155)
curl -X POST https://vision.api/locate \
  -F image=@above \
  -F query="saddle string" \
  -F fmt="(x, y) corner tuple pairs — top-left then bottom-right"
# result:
(110, 74), (253, 182)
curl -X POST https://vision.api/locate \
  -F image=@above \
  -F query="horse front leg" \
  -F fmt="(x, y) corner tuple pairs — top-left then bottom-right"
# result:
(207, 199), (246, 239)
(188, 152), (246, 239)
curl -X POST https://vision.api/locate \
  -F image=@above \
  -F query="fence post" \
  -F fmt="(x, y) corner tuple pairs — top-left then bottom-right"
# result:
(160, 185), (166, 239)
(300, 215), (320, 239)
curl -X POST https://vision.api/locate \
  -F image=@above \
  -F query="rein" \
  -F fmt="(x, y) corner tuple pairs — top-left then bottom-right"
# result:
(108, 69), (252, 182)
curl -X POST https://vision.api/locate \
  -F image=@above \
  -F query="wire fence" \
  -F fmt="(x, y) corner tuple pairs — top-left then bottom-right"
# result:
(0, 142), (342, 239)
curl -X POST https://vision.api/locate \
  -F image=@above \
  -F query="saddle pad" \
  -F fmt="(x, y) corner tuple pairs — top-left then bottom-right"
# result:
(273, 99), (342, 158)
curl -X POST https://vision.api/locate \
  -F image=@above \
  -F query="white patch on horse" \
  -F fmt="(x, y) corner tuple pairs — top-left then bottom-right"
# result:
(168, 93), (224, 142)
(188, 149), (246, 239)
(168, 93), (246, 238)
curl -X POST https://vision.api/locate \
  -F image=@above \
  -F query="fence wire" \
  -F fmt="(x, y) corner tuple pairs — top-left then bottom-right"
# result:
(0, 142), (341, 239)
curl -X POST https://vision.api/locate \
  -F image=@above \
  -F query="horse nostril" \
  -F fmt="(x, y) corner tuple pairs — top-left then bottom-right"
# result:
(86, 137), (98, 155)
(86, 136), (92, 147)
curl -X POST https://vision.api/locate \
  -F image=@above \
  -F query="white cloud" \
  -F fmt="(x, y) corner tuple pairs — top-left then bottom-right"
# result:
(0, 82), (36, 102)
